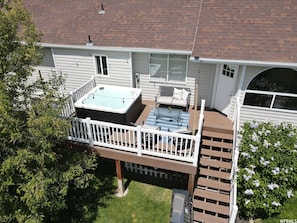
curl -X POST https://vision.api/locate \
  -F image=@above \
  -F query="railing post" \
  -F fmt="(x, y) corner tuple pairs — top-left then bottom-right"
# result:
(136, 125), (142, 156)
(86, 117), (93, 146)
(193, 135), (200, 166)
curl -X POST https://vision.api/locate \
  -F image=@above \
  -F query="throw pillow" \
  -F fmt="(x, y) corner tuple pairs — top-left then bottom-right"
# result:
(182, 89), (190, 100)
(173, 88), (182, 100)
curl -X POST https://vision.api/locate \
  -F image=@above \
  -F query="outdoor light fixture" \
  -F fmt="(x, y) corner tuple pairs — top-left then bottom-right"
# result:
(99, 4), (105, 14)
(86, 35), (93, 46)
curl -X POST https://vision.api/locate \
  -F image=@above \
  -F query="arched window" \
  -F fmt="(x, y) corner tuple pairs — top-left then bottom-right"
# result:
(244, 68), (297, 110)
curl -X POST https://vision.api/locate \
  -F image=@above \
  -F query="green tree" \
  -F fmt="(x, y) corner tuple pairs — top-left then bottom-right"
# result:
(0, 1), (97, 222)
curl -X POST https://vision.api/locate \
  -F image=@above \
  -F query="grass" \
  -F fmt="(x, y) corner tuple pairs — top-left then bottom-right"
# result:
(95, 180), (172, 223)
(56, 159), (174, 223)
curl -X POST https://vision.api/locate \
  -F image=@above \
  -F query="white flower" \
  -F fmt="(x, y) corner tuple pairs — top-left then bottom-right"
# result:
(250, 122), (259, 129)
(264, 130), (271, 136)
(251, 132), (259, 142)
(244, 189), (254, 195)
(250, 144), (258, 153)
(243, 174), (252, 181)
(294, 144), (297, 149)
(268, 183), (279, 190)
(288, 131), (295, 137)
(263, 203), (269, 207)
(272, 167), (280, 175)
(270, 156), (274, 161)
(284, 168), (288, 174)
(245, 199), (250, 205)
(287, 190), (294, 198)
(244, 168), (255, 176)
(272, 201), (281, 207)
(241, 152), (251, 158)
(263, 139), (271, 148)
(250, 164), (256, 169)
(253, 179), (260, 187)
(260, 157), (270, 166)
(274, 141), (281, 147)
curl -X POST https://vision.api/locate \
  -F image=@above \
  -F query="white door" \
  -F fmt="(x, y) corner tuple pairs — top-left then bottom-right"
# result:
(214, 64), (238, 115)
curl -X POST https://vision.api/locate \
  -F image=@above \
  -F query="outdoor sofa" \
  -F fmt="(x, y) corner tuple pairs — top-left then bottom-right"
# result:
(155, 86), (191, 112)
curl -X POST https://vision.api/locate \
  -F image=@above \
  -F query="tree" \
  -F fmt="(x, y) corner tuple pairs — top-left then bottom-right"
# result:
(0, 1), (97, 222)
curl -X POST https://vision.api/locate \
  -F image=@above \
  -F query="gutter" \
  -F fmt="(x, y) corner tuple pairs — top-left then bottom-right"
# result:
(40, 43), (192, 55)
(190, 56), (297, 68)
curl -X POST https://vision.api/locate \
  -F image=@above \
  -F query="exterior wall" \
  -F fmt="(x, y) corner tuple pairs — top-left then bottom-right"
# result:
(134, 52), (196, 106)
(30, 48), (56, 84)
(234, 65), (297, 127)
(52, 48), (132, 93)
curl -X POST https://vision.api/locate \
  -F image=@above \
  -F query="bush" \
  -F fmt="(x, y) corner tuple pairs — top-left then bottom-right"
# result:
(237, 121), (297, 219)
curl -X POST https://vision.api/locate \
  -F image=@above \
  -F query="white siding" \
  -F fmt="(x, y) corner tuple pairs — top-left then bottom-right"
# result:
(240, 106), (297, 127)
(134, 55), (197, 106)
(234, 66), (297, 127)
(139, 74), (196, 105)
(52, 48), (132, 93)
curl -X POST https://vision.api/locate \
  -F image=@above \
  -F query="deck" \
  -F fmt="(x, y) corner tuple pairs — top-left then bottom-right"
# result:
(67, 99), (232, 175)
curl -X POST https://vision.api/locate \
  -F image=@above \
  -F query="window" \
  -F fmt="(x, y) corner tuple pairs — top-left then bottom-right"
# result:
(222, 64), (235, 78)
(149, 54), (188, 82)
(243, 68), (297, 111)
(95, 55), (108, 75)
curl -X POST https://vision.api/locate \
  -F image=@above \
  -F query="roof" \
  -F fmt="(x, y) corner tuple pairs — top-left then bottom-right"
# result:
(24, 0), (297, 64)
(24, 0), (200, 52)
(192, 1), (297, 64)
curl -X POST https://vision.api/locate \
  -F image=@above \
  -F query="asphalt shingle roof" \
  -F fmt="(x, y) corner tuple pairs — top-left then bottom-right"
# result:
(24, 0), (200, 51)
(192, 0), (297, 63)
(25, 0), (297, 64)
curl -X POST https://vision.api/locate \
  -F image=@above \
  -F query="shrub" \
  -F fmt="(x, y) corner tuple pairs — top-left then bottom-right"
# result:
(237, 121), (297, 219)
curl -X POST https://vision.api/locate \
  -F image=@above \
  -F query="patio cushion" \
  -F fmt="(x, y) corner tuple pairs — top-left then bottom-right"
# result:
(156, 96), (173, 105)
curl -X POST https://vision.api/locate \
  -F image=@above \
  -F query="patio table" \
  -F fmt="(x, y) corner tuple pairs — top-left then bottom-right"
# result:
(154, 107), (182, 126)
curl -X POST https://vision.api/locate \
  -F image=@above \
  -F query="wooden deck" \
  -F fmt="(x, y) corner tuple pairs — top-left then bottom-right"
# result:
(86, 100), (232, 175)
(136, 100), (232, 132)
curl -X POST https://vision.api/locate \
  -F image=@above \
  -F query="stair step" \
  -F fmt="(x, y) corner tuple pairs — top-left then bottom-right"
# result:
(193, 211), (228, 223)
(194, 188), (230, 203)
(199, 168), (230, 180)
(202, 139), (233, 150)
(203, 126), (233, 135)
(202, 130), (233, 141)
(193, 200), (229, 216)
(197, 177), (230, 192)
(200, 157), (232, 170)
(200, 148), (232, 159)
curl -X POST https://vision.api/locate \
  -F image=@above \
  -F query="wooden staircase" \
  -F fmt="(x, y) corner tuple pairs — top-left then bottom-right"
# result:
(193, 125), (234, 223)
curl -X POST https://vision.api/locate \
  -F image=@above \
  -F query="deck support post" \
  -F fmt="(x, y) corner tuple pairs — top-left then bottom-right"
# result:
(187, 174), (195, 195)
(115, 160), (127, 197)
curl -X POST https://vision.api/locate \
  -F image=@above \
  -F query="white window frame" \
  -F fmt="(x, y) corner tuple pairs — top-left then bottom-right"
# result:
(149, 54), (188, 83)
(94, 55), (109, 76)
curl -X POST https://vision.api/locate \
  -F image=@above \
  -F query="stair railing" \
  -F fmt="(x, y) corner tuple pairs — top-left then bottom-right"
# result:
(193, 99), (205, 166)
(229, 96), (240, 223)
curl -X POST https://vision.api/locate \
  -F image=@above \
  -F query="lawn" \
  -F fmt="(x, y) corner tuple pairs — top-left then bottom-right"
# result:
(95, 180), (172, 223)
(57, 159), (174, 223)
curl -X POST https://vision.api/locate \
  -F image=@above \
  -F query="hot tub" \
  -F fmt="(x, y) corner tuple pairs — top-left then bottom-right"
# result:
(74, 85), (142, 125)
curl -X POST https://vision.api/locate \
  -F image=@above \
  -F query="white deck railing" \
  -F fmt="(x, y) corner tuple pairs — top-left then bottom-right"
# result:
(60, 76), (96, 117)
(229, 96), (240, 223)
(66, 117), (202, 166)
(71, 76), (96, 103)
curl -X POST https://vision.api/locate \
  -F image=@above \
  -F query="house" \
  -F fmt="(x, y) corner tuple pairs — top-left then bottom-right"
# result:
(24, 1), (297, 222)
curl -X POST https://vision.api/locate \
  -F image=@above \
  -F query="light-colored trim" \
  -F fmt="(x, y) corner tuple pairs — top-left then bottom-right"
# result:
(93, 54), (109, 76)
(210, 64), (220, 108)
(129, 52), (133, 88)
(51, 47), (58, 72)
(40, 43), (192, 55)
(190, 57), (297, 68)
